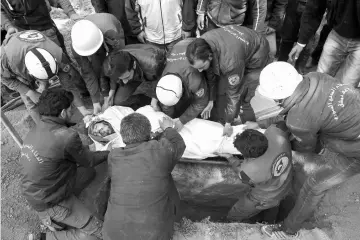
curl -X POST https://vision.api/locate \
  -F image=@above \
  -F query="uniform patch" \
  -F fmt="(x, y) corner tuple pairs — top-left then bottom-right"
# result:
(18, 31), (45, 42)
(195, 88), (204, 97)
(62, 64), (70, 73)
(272, 153), (290, 177)
(228, 74), (240, 86)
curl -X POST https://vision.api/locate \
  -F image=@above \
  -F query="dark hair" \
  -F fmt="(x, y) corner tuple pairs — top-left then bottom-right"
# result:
(37, 88), (74, 117)
(103, 50), (134, 77)
(233, 129), (268, 159)
(186, 38), (212, 65)
(120, 113), (151, 145)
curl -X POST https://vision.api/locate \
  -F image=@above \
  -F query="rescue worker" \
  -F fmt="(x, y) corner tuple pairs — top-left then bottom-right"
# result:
(218, 123), (293, 222)
(71, 13), (126, 114)
(20, 88), (108, 240)
(1, 0), (81, 48)
(103, 113), (186, 240)
(244, 62), (360, 239)
(1, 30), (93, 124)
(102, 44), (166, 111)
(153, 38), (210, 132)
(186, 25), (270, 136)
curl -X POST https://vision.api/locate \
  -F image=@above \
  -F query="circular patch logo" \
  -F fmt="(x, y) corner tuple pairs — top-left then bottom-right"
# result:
(195, 88), (204, 97)
(272, 153), (290, 177)
(228, 74), (240, 86)
(18, 31), (45, 42)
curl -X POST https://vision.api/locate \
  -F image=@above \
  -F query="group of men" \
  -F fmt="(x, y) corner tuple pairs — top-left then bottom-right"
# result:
(1, 0), (360, 240)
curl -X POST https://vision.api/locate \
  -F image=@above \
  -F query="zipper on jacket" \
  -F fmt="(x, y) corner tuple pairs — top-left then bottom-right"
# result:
(159, 0), (166, 49)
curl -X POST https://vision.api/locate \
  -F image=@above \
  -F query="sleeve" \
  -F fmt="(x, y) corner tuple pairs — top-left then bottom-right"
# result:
(91, 0), (108, 13)
(71, 48), (101, 103)
(1, 7), (14, 31)
(65, 131), (109, 167)
(104, 29), (126, 52)
(249, 0), (267, 34)
(57, 0), (77, 17)
(224, 62), (246, 123)
(258, 115), (285, 129)
(182, 0), (197, 32)
(196, 0), (209, 15)
(205, 67), (218, 101)
(1, 51), (31, 94)
(267, 0), (287, 31)
(159, 128), (186, 171)
(179, 73), (209, 124)
(125, 0), (143, 36)
(297, 0), (327, 45)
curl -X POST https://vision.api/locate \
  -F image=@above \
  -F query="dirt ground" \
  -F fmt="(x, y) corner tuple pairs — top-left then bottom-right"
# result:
(2, 1), (360, 240)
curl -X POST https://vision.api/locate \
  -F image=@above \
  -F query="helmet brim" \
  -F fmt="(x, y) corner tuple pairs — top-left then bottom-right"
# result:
(72, 28), (104, 56)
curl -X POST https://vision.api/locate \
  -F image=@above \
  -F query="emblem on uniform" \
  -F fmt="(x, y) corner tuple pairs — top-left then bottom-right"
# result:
(228, 74), (240, 86)
(195, 88), (204, 97)
(62, 64), (70, 73)
(18, 31), (45, 42)
(272, 153), (290, 177)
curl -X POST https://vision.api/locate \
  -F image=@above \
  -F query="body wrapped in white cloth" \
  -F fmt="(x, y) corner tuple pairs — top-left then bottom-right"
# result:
(86, 106), (264, 159)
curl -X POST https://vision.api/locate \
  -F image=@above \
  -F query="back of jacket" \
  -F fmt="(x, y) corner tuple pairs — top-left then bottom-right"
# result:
(285, 72), (360, 158)
(103, 128), (185, 240)
(20, 117), (78, 211)
(162, 38), (209, 124)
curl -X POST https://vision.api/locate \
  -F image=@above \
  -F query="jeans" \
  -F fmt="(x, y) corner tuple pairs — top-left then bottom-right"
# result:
(146, 37), (182, 56)
(311, 23), (332, 63)
(317, 30), (360, 88)
(278, 0), (310, 72)
(283, 149), (360, 233)
(37, 167), (103, 240)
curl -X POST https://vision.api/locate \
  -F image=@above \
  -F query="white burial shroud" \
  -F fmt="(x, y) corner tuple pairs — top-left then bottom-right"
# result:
(87, 106), (264, 159)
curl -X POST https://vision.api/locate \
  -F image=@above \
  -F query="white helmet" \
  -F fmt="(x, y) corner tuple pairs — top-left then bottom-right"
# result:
(258, 61), (303, 100)
(156, 74), (183, 106)
(71, 20), (104, 56)
(25, 48), (58, 80)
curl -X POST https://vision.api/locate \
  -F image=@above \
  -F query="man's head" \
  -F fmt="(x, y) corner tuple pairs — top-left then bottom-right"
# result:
(120, 113), (151, 145)
(233, 129), (268, 159)
(186, 38), (213, 72)
(258, 61), (303, 101)
(25, 48), (59, 93)
(37, 88), (74, 121)
(104, 51), (136, 84)
(91, 120), (115, 137)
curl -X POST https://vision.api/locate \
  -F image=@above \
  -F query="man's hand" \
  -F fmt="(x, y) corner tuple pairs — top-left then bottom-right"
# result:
(78, 106), (94, 117)
(26, 90), (41, 104)
(137, 31), (146, 43)
(174, 119), (184, 132)
(289, 43), (304, 62)
(182, 30), (191, 39)
(223, 123), (233, 137)
(197, 14), (205, 30)
(243, 121), (260, 130)
(93, 102), (102, 115)
(159, 116), (174, 130)
(102, 95), (114, 112)
(69, 13), (83, 21)
(265, 26), (276, 35)
(5, 27), (18, 39)
(151, 98), (161, 111)
(201, 101), (214, 120)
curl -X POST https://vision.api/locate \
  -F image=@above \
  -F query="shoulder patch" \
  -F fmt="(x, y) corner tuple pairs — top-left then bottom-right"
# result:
(18, 31), (45, 43)
(195, 88), (205, 97)
(228, 74), (240, 86)
(271, 153), (290, 177)
(61, 64), (71, 73)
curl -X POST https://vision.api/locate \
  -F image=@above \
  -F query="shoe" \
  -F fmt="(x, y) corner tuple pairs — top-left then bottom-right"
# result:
(261, 224), (299, 239)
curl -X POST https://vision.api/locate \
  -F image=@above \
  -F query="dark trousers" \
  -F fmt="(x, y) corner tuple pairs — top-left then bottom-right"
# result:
(114, 81), (151, 110)
(278, 0), (310, 72)
(283, 149), (360, 233)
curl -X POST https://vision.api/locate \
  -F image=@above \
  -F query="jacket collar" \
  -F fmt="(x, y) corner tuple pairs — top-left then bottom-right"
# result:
(123, 141), (146, 149)
(40, 116), (73, 128)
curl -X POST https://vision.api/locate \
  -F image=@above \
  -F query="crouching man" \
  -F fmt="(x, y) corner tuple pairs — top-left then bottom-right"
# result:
(153, 38), (209, 132)
(218, 122), (293, 222)
(20, 89), (109, 240)
(103, 113), (186, 240)
(1, 30), (92, 124)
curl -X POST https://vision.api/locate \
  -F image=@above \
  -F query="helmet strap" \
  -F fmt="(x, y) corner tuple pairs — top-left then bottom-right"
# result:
(30, 48), (58, 80)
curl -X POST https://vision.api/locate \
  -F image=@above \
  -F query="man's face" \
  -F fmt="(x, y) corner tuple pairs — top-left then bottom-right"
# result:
(191, 59), (211, 72)
(93, 122), (113, 137)
(118, 69), (135, 84)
